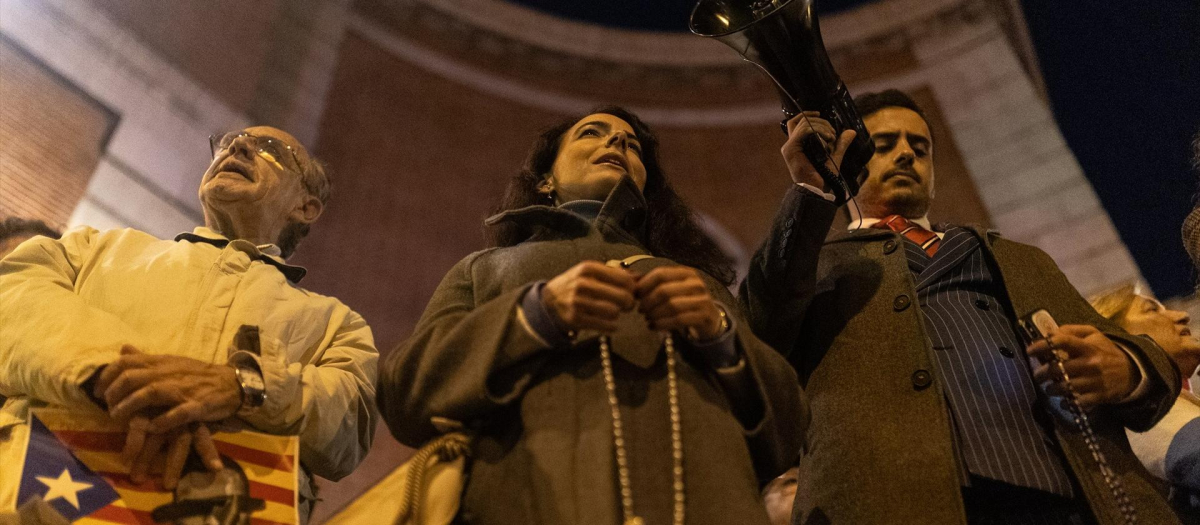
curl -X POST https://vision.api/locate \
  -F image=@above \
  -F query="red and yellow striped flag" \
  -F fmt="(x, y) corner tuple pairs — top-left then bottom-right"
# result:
(19, 408), (299, 524)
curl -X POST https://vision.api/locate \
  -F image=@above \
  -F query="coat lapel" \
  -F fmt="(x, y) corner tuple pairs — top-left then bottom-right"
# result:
(901, 240), (932, 274)
(826, 227), (893, 245)
(913, 228), (981, 290)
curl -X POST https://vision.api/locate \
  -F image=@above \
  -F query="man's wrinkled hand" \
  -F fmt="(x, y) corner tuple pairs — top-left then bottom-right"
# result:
(122, 417), (223, 489)
(1026, 324), (1138, 410)
(95, 345), (242, 432)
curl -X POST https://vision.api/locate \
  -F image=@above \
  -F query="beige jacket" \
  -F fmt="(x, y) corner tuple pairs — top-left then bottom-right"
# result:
(0, 226), (378, 507)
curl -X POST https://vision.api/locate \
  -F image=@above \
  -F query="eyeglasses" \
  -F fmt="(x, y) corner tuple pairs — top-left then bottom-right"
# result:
(209, 132), (304, 174)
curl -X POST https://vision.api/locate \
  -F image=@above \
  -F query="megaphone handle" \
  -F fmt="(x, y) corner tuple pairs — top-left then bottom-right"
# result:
(800, 133), (848, 204)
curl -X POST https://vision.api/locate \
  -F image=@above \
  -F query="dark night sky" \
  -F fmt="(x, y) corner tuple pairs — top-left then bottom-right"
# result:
(1019, 1), (1200, 298)
(509, 0), (1200, 297)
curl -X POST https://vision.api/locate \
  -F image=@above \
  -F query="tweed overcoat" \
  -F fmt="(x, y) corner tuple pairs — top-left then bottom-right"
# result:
(740, 187), (1182, 525)
(379, 180), (807, 525)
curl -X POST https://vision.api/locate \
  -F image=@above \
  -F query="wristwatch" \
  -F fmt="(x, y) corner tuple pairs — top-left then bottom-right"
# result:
(687, 305), (730, 343)
(232, 365), (266, 409)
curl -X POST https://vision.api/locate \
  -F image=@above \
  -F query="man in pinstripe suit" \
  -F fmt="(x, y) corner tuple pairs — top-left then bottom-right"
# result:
(742, 89), (1181, 524)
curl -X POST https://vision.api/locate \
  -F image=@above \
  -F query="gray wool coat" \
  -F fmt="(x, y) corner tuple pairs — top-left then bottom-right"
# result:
(379, 179), (808, 525)
(740, 187), (1182, 525)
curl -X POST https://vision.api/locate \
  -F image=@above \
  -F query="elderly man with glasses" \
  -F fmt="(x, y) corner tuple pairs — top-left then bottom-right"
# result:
(0, 126), (377, 521)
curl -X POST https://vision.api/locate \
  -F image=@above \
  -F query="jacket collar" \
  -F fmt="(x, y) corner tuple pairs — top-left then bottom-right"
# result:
(829, 222), (1000, 246)
(174, 227), (307, 283)
(484, 175), (649, 244)
(848, 215), (934, 231)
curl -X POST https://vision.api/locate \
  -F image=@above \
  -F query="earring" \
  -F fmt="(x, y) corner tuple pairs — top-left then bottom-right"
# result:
(539, 177), (556, 204)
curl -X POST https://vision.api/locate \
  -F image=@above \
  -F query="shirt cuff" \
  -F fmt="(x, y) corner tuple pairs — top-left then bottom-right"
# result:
(1116, 341), (1151, 403)
(518, 281), (574, 349)
(795, 182), (836, 202)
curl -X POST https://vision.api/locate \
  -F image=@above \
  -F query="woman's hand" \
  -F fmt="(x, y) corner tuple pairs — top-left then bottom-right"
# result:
(542, 261), (637, 333)
(635, 266), (724, 340)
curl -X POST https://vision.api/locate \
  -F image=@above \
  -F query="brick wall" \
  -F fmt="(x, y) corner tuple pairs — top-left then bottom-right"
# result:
(0, 38), (115, 230)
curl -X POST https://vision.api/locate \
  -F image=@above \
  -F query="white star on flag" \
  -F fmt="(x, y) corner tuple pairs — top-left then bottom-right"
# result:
(36, 468), (93, 509)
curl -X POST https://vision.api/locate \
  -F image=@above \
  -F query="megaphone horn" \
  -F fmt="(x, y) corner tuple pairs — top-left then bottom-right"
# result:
(690, 0), (875, 204)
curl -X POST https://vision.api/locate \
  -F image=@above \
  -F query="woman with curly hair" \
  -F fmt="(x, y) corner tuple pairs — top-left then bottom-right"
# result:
(378, 106), (806, 524)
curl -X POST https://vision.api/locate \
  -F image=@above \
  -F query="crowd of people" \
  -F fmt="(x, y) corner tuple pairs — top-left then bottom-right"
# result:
(1, 89), (1198, 524)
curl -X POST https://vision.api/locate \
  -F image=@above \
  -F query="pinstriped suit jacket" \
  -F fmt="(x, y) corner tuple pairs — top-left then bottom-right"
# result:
(740, 186), (1181, 525)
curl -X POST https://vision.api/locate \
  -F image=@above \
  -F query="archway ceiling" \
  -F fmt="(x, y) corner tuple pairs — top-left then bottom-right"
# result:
(503, 0), (879, 32)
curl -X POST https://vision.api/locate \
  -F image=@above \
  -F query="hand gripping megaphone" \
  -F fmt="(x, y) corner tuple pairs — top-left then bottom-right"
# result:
(690, 0), (875, 204)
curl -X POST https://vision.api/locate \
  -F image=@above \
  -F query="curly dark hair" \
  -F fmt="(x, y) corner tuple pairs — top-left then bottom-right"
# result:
(487, 106), (735, 286)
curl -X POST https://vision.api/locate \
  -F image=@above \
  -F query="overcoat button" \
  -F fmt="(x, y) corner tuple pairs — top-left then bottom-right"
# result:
(975, 298), (990, 310)
(893, 294), (911, 311)
(999, 346), (1015, 358)
(785, 217), (795, 227)
(883, 240), (898, 254)
(912, 370), (932, 389)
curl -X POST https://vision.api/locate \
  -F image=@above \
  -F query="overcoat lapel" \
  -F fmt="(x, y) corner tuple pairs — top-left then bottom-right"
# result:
(977, 228), (1037, 317)
(913, 229), (981, 291)
(825, 227), (892, 245)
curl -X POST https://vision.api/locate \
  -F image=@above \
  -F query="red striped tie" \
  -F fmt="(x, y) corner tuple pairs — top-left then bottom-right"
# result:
(873, 215), (941, 257)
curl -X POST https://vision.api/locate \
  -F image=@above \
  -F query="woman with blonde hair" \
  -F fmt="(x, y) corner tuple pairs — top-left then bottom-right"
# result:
(1091, 284), (1200, 519)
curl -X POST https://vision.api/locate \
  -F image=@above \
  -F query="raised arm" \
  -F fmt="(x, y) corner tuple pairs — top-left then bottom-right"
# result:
(739, 185), (837, 356)
(740, 113), (849, 356)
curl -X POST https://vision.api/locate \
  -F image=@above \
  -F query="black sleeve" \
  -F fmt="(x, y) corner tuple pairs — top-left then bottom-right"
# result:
(738, 185), (838, 356)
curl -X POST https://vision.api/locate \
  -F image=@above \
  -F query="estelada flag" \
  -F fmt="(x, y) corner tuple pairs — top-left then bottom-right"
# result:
(16, 408), (299, 524)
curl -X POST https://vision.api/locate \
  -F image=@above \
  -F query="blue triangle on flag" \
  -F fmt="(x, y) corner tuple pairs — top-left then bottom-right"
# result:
(18, 416), (120, 521)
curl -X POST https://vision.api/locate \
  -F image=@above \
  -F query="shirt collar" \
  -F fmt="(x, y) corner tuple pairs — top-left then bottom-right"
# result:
(174, 227), (307, 283)
(848, 215), (934, 232)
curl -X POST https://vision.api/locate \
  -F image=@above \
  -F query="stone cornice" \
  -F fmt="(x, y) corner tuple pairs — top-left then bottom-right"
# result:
(350, 0), (1000, 123)
(364, 0), (993, 84)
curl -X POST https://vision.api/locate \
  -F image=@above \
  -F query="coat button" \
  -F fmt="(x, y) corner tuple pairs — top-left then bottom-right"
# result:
(883, 240), (898, 254)
(912, 370), (932, 389)
(998, 346), (1015, 358)
(785, 217), (795, 227)
(975, 298), (990, 310)
(893, 294), (911, 311)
